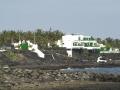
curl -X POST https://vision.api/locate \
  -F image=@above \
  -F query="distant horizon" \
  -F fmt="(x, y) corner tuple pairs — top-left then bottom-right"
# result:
(0, 0), (120, 39)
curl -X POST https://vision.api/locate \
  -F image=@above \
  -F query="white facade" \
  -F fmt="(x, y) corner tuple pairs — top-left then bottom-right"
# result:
(56, 34), (105, 57)
(57, 34), (104, 50)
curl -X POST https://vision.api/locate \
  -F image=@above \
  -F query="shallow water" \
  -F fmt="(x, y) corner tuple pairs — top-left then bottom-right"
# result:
(60, 67), (120, 74)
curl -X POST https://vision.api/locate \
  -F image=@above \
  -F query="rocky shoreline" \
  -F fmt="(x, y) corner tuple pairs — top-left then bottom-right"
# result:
(0, 66), (120, 90)
(0, 51), (120, 90)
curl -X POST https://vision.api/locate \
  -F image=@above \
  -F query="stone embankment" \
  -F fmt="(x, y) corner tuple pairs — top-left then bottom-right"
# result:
(0, 50), (120, 89)
(0, 66), (120, 90)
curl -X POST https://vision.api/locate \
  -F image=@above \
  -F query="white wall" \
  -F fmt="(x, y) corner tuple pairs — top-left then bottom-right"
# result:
(56, 34), (103, 50)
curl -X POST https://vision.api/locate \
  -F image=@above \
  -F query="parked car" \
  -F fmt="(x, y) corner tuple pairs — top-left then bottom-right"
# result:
(97, 56), (107, 63)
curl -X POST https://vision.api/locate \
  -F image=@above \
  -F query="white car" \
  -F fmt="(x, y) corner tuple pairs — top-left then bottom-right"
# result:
(0, 49), (6, 52)
(97, 56), (107, 63)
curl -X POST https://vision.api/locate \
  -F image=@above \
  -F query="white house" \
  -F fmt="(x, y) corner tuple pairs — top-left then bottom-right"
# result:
(56, 34), (105, 57)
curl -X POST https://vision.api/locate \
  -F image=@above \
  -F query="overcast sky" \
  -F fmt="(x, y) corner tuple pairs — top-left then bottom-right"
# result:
(0, 0), (120, 38)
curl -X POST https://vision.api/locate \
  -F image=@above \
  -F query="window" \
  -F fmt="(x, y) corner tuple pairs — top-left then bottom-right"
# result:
(84, 43), (89, 47)
(73, 42), (77, 46)
(73, 42), (82, 46)
(83, 38), (87, 40)
(78, 43), (82, 46)
(85, 43), (92, 47)
(90, 43), (93, 46)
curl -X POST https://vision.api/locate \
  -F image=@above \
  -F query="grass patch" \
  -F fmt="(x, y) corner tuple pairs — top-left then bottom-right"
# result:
(4, 50), (20, 61)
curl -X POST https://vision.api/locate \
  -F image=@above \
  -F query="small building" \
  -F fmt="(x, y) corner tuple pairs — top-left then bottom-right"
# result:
(12, 40), (45, 58)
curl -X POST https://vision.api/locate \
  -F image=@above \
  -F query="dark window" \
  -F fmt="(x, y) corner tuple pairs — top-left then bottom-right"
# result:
(90, 43), (93, 46)
(73, 42), (77, 46)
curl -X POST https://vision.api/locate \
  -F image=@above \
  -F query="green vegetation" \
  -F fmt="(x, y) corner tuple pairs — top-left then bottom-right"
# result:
(0, 29), (120, 49)
(0, 29), (64, 48)
(4, 50), (27, 61)
(97, 37), (120, 48)
(4, 50), (18, 61)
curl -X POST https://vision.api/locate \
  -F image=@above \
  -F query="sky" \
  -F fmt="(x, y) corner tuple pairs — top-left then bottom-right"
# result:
(0, 0), (120, 38)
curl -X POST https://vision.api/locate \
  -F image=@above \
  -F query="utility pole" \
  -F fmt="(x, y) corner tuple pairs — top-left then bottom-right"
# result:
(19, 31), (20, 41)
(34, 31), (36, 44)
(49, 27), (52, 31)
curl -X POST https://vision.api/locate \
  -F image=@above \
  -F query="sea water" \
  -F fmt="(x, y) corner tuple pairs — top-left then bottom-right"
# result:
(60, 67), (120, 74)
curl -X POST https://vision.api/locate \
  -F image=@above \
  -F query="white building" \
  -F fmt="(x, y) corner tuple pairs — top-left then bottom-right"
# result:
(12, 40), (45, 58)
(56, 34), (105, 57)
